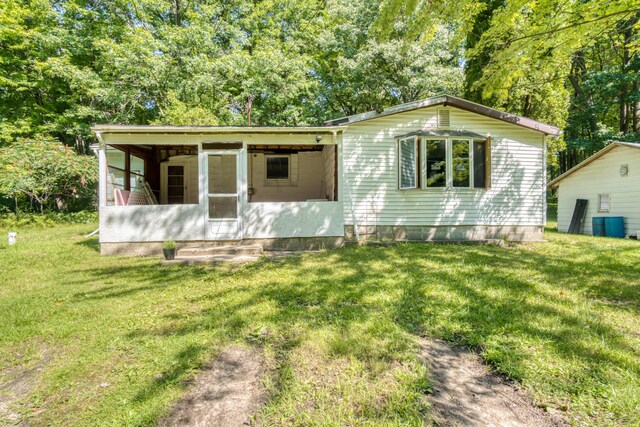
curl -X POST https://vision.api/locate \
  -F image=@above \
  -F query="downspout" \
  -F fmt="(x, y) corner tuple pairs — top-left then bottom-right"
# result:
(338, 130), (359, 242)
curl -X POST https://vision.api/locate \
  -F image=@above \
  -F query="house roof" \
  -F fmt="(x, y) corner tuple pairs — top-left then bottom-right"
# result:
(324, 94), (562, 136)
(547, 141), (640, 189)
(91, 125), (345, 135)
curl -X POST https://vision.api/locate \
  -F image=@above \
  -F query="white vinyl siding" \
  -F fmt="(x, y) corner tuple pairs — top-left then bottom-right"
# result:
(557, 145), (640, 235)
(341, 106), (545, 227)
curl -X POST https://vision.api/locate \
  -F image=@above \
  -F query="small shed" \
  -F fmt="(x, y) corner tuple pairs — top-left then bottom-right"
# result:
(548, 142), (640, 236)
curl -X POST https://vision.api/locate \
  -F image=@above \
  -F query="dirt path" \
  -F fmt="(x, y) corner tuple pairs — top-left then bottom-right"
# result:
(0, 349), (50, 426)
(420, 339), (567, 427)
(159, 347), (264, 427)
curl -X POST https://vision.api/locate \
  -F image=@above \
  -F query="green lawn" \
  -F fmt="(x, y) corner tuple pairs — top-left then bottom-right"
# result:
(1, 223), (639, 426)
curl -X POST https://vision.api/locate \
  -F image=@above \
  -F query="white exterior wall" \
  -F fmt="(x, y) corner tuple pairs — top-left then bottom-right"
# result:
(342, 106), (546, 227)
(557, 145), (640, 235)
(244, 201), (344, 238)
(100, 205), (206, 241)
(98, 132), (343, 243)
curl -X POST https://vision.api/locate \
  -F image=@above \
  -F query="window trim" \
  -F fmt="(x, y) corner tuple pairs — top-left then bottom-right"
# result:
(398, 136), (419, 190)
(265, 154), (291, 181)
(598, 194), (610, 212)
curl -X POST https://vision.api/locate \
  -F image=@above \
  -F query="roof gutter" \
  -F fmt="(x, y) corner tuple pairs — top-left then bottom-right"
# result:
(91, 125), (345, 135)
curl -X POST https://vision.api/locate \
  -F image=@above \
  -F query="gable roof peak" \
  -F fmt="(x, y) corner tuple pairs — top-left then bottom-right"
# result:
(324, 94), (561, 136)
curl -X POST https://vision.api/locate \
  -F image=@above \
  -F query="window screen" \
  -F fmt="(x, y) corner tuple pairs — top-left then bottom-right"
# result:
(598, 194), (610, 212)
(426, 140), (447, 187)
(399, 138), (417, 189)
(266, 156), (289, 180)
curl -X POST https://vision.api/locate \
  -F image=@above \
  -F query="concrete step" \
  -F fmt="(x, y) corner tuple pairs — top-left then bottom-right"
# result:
(177, 244), (263, 257)
(162, 254), (262, 266)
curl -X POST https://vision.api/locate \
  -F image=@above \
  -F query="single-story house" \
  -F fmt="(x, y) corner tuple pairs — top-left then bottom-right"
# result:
(548, 141), (640, 236)
(93, 94), (560, 255)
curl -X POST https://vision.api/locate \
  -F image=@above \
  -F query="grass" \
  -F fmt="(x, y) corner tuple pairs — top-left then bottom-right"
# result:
(0, 222), (639, 426)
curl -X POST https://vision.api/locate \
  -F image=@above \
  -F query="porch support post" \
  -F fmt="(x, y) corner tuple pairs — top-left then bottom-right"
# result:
(96, 132), (107, 208)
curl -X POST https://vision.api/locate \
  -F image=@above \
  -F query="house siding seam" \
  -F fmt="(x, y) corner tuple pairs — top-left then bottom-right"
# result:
(341, 106), (546, 228)
(556, 145), (640, 236)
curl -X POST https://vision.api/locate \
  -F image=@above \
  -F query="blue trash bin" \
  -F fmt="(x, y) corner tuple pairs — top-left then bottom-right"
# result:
(592, 217), (606, 237)
(604, 216), (625, 238)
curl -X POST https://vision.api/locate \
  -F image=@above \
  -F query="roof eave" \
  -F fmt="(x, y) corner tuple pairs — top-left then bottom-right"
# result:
(547, 142), (640, 189)
(91, 125), (345, 135)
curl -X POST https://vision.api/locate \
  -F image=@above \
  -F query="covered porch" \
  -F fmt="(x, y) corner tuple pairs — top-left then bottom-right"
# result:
(93, 126), (345, 254)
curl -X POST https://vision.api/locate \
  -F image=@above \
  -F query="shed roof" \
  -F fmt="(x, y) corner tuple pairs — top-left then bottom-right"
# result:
(324, 94), (561, 136)
(548, 141), (640, 189)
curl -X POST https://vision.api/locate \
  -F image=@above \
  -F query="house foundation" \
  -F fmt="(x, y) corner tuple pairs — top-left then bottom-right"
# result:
(343, 225), (544, 243)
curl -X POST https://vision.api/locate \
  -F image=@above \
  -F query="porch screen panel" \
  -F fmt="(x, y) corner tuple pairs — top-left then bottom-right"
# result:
(426, 140), (446, 187)
(129, 154), (145, 191)
(208, 154), (238, 220)
(208, 155), (237, 194)
(399, 138), (417, 189)
(208, 197), (238, 219)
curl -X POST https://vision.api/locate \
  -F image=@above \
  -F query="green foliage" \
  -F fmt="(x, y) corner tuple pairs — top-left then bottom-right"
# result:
(0, 137), (97, 213)
(162, 240), (176, 250)
(314, 0), (464, 118)
(0, 211), (97, 228)
(376, 0), (640, 175)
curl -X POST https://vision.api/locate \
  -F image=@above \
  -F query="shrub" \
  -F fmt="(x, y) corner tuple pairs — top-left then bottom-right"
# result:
(0, 136), (98, 214)
(0, 211), (98, 228)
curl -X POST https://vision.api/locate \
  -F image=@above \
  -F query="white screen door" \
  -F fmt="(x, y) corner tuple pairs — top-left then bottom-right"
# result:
(206, 152), (242, 240)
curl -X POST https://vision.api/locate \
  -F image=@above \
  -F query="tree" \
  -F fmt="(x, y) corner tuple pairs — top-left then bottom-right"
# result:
(313, 0), (464, 120)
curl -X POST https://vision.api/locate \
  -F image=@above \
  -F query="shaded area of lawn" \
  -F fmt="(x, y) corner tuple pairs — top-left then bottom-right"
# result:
(0, 224), (638, 426)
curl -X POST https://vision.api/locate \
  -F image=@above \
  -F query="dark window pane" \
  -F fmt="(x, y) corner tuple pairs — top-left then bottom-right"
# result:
(399, 138), (417, 188)
(452, 140), (470, 187)
(266, 156), (289, 180)
(426, 140), (447, 187)
(473, 141), (486, 188)
(167, 165), (184, 204)
(167, 165), (183, 175)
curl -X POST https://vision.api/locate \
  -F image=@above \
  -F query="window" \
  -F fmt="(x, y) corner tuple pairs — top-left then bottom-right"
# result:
(424, 138), (489, 189)
(426, 140), (446, 187)
(598, 194), (610, 212)
(473, 141), (487, 189)
(452, 139), (470, 187)
(266, 155), (290, 180)
(398, 137), (418, 189)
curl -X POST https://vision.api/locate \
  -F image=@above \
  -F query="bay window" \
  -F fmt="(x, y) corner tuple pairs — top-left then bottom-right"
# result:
(398, 134), (490, 190)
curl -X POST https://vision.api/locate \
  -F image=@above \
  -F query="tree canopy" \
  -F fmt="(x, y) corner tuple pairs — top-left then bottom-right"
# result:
(0, 0), (638, 203)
